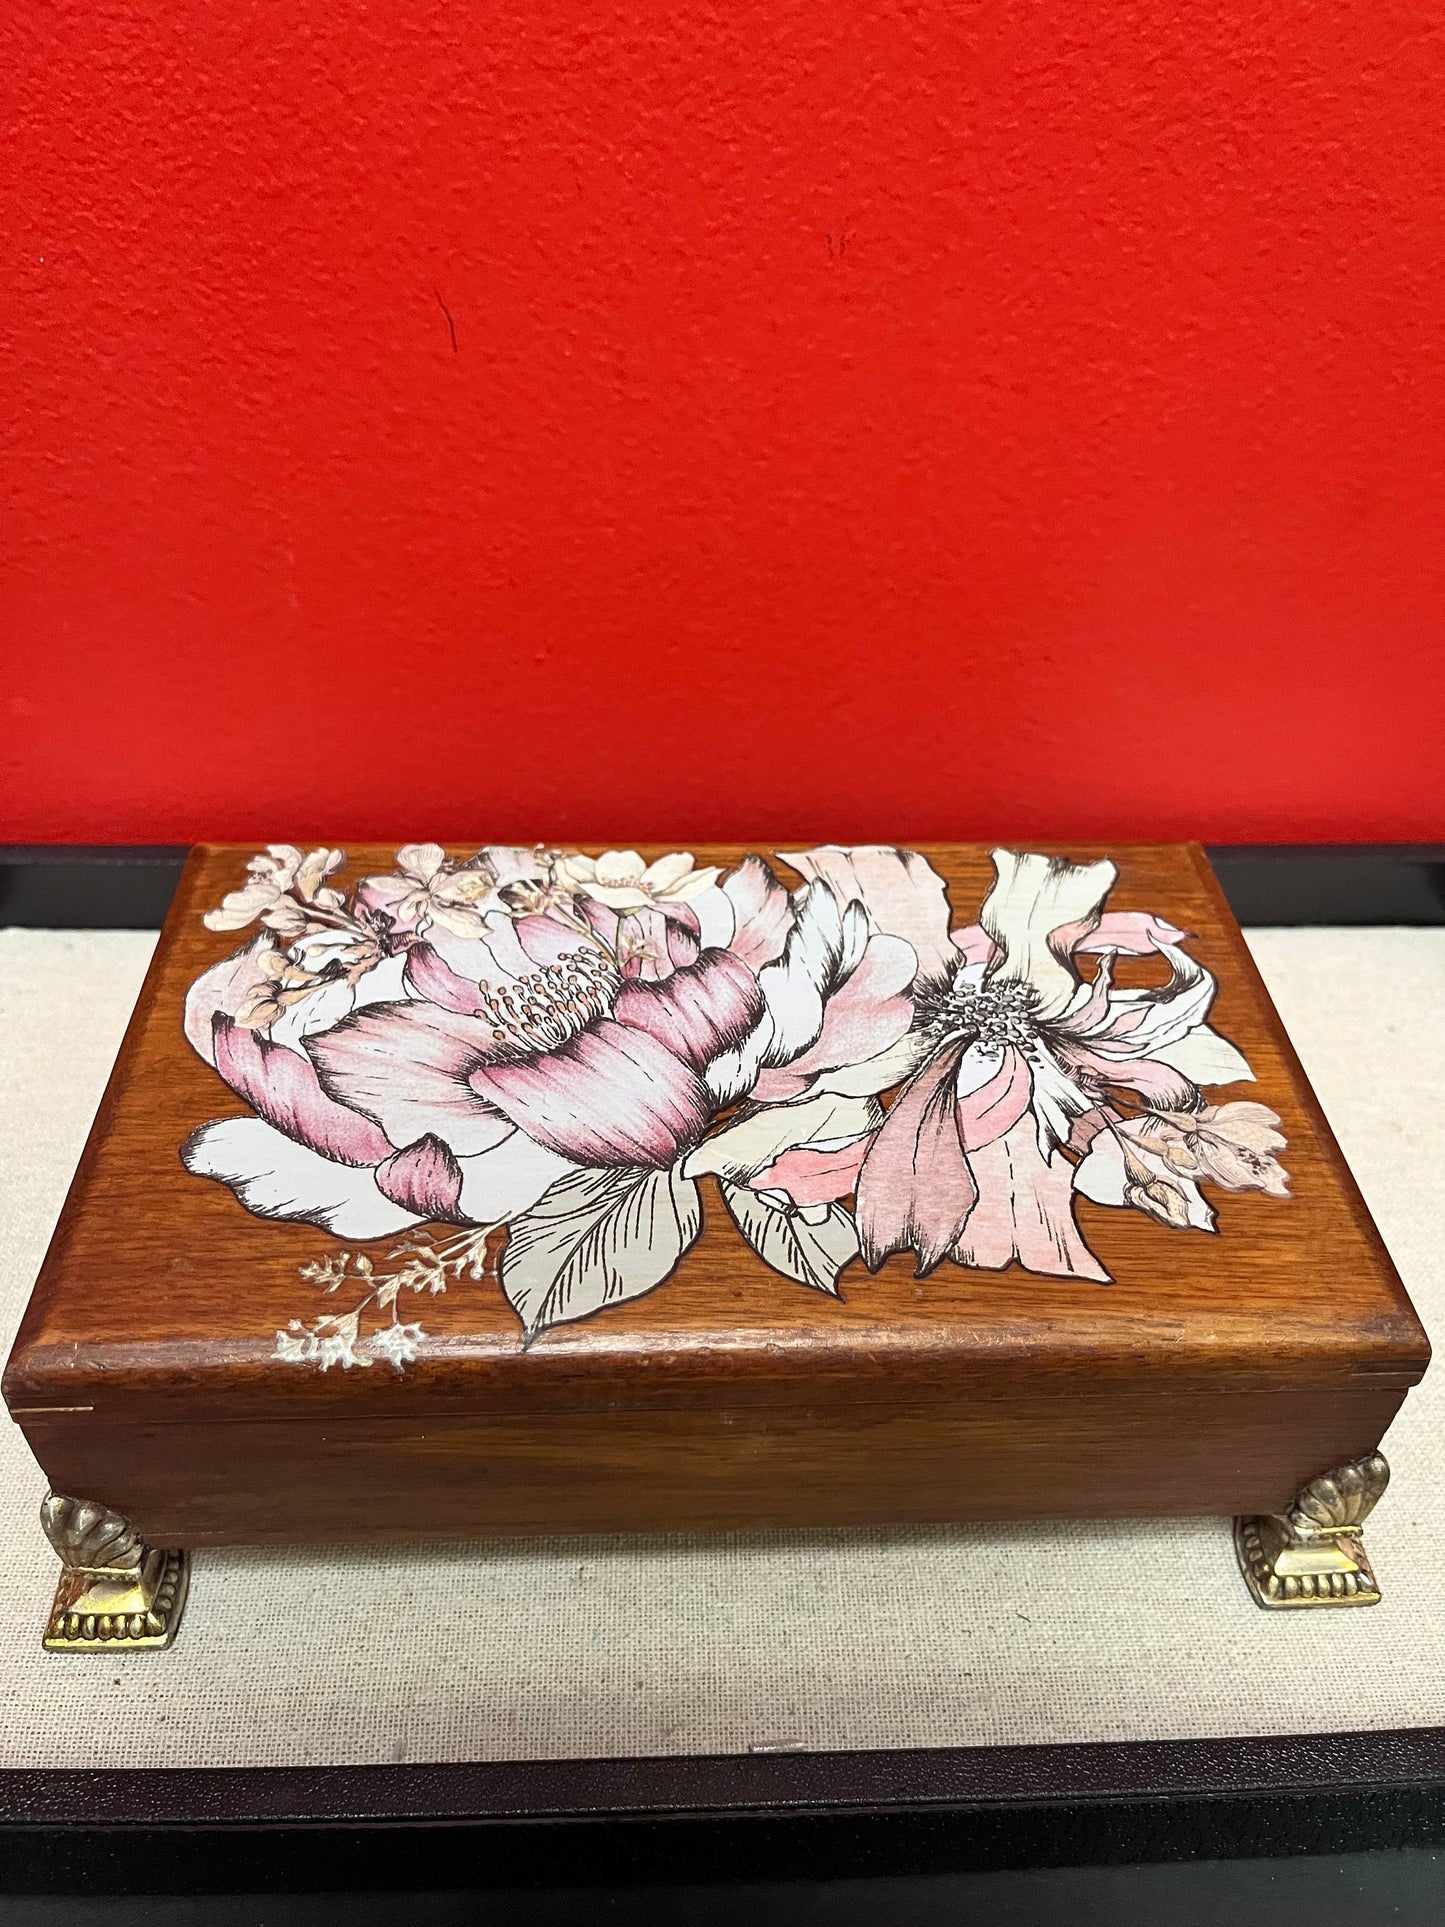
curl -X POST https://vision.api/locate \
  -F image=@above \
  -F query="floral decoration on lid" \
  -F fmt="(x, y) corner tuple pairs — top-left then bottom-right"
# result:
(181, 844), (1288, 1370)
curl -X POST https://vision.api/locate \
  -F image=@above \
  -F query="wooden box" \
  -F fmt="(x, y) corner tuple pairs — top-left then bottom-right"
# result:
(5, 841), (1429, 1631)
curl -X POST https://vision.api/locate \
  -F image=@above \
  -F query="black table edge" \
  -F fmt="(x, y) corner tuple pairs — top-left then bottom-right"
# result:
(2, 843), (1444, 930)
(3, 1726), (1445, 1829)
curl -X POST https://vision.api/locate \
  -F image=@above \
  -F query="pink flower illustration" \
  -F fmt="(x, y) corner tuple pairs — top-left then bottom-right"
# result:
(729, 847), (1284, 1281)
(182, 846), (918, 1335)
(1076, 1099), (1289, 1231)
(181, 842), (1286, 1358)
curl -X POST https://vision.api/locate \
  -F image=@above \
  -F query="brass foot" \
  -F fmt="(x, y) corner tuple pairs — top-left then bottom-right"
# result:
(40, 1495), (190, 1652)
(1235, 1454), (1389, 1610)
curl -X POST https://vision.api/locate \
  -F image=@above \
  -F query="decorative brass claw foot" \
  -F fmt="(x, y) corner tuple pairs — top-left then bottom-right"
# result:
(40, 1495), (190, 1652)
(1235, 1454), (1389, 1610)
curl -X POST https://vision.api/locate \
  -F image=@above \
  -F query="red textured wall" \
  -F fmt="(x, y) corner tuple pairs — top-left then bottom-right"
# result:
(4, 1), (1443, 846)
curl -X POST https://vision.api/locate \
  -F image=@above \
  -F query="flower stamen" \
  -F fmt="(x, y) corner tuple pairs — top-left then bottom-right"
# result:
(475, 948), (622, 1053)
(920, 971), (1041, 1051)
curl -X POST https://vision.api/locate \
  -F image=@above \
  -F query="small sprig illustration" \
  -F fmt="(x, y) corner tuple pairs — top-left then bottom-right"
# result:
(274, 1230), (495, 1374)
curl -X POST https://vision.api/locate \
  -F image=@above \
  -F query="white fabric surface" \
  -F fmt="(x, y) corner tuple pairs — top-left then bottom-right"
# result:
(0, 925), (1441, 1769)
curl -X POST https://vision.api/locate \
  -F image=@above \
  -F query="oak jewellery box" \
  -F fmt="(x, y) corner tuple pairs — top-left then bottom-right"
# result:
(5, 842), (1430, 1653)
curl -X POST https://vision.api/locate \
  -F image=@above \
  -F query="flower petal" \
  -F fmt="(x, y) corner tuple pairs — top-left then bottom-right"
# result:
(667, 865), (722, 900)
(1118, 1135), (1216, 1230)
(375, 1134), (466, 1220)
(758, 881), (867, 1066)
(1150, 1024), (1254, 1087)
(1055, 954), (1115, 1038)
(784, 846), (957, 985)
(1071, 1128), (1129, 1206)
(1198, 1136), (1284, 1193)
(950, 1115), (1111, 1280)
(955, 1044), (1033, 1151)
(702, 881), (861, 1107)
(354, 874), (413, 920)
(181, 1117), (421, 1239)
(397, 842), (448, 883)
(854, 1040), (976, 1274)
(639, 852), (695, 894)
(751, 933), (919, 1103)
(294, 848), (346, 900)
(579, 897), (623, 957)
(595, 850), (646, 886)
(202, 878), (282, 932)
(688, 883), (736, 950)
(1052, 1036), (1200, 1111)
(514, 913), (603, 967)
(428, 902), (490, 938)
(457, 1132), (577, 1224)
(1026, 1037), (1104, 1154)
(353, 954), (414, 1011)
(471, 1021), (713, 1167)
(723, 855), (794, 969)
(684, 1091), (882, 1183)
(666, 915), (701, 970)
(307, 1003), (517, 1156)
(1200, 1100), (1285, 1152)
(482, 846), (550, 891)
(433, 868), (495, 908)
(1084, 943), (1217, 1058)
(430, 914), (531, 986)
(749, 1134), (874, 1208)
(613, 948), (766, 1072)
(267, 975), (360, 1054)
(404, 941), (485, 1013)
(776, 1029), (935, 1103)
(214, 1015), (394, 1164)
(616, 905), (679, 980)
(1075, 911), (1189, 956)
(949, 923), (995, 967)
(184, 935), (278, 1064)
(979, 849), (1118, 1021)
(578, 882), (653, 910)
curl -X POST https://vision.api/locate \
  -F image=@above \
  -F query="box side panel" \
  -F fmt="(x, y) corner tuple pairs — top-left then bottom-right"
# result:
(16, 1384), (1410, 1547)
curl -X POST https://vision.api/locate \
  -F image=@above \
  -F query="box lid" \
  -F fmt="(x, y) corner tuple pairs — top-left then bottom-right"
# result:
(5, 841), (1429, 1429)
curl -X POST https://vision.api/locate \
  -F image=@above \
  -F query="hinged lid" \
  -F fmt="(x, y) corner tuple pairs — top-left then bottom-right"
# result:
(5, 841), (1429, 1430)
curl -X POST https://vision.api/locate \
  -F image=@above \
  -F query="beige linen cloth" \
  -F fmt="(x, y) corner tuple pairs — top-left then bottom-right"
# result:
(1, 926), (1441, 1770)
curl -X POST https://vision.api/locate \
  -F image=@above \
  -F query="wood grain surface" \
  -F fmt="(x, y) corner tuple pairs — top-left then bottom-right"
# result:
(4, 843), (1430, 1542)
